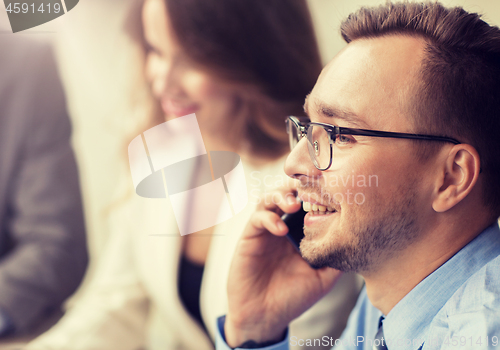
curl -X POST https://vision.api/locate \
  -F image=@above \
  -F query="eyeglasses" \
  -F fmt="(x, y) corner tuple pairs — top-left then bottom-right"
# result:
(286, 116), (461, 171)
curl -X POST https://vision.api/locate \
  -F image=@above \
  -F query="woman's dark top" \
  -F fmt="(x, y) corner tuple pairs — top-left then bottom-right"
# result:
(178, 255), (207, 332)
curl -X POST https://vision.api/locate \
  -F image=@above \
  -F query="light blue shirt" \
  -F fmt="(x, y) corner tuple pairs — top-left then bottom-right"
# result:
(216, 223), (500, 350)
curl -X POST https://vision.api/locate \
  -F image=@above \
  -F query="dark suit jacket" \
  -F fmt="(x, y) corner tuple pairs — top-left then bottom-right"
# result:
(0, 35), (88, 333)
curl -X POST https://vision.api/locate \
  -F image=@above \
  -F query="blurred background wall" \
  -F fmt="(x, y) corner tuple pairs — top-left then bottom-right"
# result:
(2, 0), (499, 298)
(309, 0), (500, 64)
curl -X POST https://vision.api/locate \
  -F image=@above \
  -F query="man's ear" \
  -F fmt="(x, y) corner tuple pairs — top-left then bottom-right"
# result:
(432, 144), (481, 213)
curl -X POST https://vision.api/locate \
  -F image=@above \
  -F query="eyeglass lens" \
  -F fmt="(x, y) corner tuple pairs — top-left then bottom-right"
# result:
(307, 125), (331, 170)
(287, 119), (300, 150)
(287, 119), (332, 170)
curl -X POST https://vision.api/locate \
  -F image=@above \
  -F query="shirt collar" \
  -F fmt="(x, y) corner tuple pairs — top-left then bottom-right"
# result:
(383, 222), (500, 350)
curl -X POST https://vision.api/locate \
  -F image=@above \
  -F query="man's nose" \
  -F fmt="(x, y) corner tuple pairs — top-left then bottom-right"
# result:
(284, 138), (322, 180)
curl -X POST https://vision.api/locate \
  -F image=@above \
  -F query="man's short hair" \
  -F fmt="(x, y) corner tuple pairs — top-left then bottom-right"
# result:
(341, 2), (500, 217)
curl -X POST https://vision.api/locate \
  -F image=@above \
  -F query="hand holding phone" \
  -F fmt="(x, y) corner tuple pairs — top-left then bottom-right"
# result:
(224, 188), (341, 347)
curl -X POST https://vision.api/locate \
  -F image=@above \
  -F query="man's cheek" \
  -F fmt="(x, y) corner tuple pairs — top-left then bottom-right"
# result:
(328, 171), (379, 207)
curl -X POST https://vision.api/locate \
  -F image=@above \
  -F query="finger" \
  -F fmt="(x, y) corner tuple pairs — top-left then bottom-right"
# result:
(259, 190), (302, 215)
(257, 179), (298, 210)
(245, 210), (289, 239)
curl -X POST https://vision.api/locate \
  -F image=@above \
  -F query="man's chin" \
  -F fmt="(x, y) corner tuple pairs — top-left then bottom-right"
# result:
(299, 239), (364, 273)
(301, 253), (332, 270)
(299, 239), (333, 269)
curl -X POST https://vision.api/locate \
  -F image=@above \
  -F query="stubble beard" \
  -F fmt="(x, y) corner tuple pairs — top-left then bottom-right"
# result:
(300, 183), (420, 273)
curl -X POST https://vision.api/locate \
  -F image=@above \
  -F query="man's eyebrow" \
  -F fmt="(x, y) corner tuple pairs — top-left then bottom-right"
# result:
(316, 101), (369, 128)
(303, 95), (370, 128)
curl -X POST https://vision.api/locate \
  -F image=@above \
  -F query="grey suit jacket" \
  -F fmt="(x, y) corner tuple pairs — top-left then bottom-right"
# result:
(0, 35), (88, 333)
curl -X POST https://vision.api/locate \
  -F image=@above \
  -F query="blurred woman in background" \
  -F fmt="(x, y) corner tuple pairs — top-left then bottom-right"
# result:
(26, 0), (361, 349)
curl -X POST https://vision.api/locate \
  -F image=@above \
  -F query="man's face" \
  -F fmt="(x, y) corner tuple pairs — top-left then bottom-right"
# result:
(284, 35), (435, 273)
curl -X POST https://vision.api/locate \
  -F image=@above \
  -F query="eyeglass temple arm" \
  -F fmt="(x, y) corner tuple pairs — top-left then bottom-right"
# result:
(338, 127), (461, 145)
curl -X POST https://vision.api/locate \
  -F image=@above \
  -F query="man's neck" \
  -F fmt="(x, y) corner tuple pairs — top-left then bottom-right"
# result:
(362, 217), (492, 316)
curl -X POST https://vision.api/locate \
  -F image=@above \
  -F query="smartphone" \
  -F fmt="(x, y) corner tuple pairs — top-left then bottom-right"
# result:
(282, 208), (319, 269)
(282, 208), (307, 253)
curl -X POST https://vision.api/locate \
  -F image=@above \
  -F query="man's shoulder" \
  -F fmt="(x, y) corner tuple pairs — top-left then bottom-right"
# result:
(425, 254), (500, 346)
(447, 252), (500, 313)
(439, 253), (500, 330)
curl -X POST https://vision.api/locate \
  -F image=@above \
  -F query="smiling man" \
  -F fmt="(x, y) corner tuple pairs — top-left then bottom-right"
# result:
(215, 2), (500, 350)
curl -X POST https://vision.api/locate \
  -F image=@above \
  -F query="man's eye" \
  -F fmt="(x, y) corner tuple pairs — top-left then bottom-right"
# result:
(336, 134), (354, 144)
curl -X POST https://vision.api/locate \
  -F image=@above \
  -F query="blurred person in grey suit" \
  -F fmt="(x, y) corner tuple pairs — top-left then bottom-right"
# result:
(0, 34), (88, 337)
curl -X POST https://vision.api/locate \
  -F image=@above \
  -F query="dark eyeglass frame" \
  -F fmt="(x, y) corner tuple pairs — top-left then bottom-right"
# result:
(286, 116), (461, 171)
